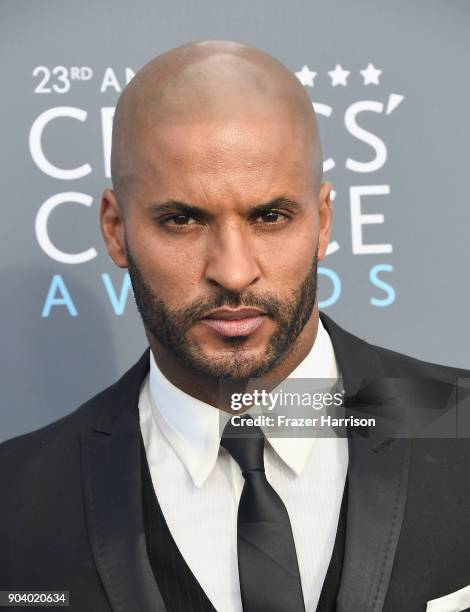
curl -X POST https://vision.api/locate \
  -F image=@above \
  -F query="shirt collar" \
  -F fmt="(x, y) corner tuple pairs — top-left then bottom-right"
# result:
(147, 315), (339, 487)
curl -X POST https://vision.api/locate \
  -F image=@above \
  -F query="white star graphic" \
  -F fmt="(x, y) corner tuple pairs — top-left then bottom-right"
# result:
(360, 63), (382, 85)
(328, 64), (350, 87)
(295, 65), (317, 87)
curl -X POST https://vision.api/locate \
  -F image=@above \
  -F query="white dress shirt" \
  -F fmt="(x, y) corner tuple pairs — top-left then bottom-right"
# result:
(138, 316), (348, 612)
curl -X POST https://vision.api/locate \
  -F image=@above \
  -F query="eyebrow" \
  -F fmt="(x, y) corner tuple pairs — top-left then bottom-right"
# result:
(146, 197), (302, 220)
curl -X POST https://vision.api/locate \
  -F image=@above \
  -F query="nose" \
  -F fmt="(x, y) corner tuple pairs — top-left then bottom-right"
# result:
(204, 225), (261, 294)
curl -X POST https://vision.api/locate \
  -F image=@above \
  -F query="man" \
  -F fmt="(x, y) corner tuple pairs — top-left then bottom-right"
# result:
(1, 40), (469, 612)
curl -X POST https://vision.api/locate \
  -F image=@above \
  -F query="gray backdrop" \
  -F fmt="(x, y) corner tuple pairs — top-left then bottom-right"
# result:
(1, 0), (469, 443)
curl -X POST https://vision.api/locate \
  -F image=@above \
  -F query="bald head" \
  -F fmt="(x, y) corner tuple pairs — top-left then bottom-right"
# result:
(110, 40), (323, 206)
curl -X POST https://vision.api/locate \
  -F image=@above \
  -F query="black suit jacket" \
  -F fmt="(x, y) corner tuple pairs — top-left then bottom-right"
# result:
(1, 312), (470, 612)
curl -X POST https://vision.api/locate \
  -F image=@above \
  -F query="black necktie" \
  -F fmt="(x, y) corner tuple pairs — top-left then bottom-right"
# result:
(221, 415), (306, 612)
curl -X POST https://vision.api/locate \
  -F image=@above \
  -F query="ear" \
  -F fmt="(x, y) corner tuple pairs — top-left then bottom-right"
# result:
(317, 182), (333, 262)
(100, 189), (128, 268)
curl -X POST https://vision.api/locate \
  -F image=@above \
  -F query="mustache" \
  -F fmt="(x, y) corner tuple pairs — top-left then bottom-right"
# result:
(178, 291), (284, 325)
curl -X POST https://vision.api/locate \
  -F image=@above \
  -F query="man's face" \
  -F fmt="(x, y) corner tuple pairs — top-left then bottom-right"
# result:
(117, 115), (329, 380)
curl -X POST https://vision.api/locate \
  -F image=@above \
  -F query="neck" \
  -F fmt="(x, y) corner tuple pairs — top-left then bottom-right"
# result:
(147, 305), (320, 412)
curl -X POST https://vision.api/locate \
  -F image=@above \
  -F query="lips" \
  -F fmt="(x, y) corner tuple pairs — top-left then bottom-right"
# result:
(200, 308), (267, 337)
(203, 307), (266, 320)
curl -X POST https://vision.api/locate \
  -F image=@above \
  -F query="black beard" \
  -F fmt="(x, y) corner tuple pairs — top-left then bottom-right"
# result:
(126, 241), (318, 381)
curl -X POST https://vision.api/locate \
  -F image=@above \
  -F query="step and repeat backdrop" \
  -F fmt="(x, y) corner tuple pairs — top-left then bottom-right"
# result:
(1, 0), (469, 442)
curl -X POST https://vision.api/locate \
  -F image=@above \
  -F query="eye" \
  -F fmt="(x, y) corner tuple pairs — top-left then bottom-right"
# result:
(163, 214), (198, 227)
(254, 209), (289, 224)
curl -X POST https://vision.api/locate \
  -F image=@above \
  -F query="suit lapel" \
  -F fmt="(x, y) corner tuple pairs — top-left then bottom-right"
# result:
(320, 312), (412, 612)
(80, 348), (167, 612)
(337, 432), (411, 612)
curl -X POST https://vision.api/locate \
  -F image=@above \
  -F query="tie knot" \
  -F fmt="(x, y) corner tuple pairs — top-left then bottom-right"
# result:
(220, 414), (265, 475)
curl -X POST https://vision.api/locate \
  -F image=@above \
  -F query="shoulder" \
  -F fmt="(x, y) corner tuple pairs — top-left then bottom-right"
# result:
(369, 340), (470, 382)
(0, 385), (111, 480)
(320, 311), (469, 383)
(0, 347), (150, 476)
